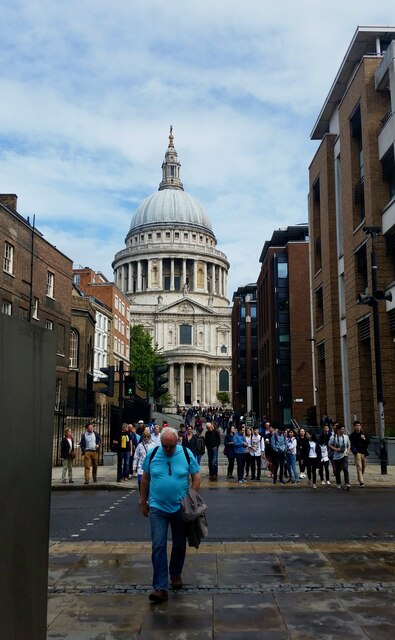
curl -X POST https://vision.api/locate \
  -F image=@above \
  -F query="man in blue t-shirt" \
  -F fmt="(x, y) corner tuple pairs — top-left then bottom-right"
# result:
(141, 427), (200, 603)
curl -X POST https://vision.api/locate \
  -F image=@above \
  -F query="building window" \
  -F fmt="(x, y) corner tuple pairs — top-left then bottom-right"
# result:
(2, 300), (12, 315)
(72, 274), (80, 285)
(277, 262), (288, 279)
(45, 319), (53, 330)
(3, 242), (14, 274)
(69, 329), (78, 367)
(156, 232), (161, 239)
(46, 272), (54, 297)
(219, 369), (229, 391)
(221, 345), (227, 354)
(382, 146), (395, 200)
(350, 105), (365, 227)
(180, 324), (192, 345)
(57, 324), (65, 355)
(166, 232), (170, 239)
(32, 298), (39, 320)
(184, 233), (188, 240)
(115, 295), (119, 310)
(315, 286), (324, 328)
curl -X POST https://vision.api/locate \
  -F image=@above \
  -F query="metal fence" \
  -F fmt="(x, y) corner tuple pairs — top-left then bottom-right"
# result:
(52, 404), (113, 466)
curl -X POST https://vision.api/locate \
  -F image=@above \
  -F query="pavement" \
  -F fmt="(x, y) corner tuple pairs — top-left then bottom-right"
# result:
(48, 459), (395, 638)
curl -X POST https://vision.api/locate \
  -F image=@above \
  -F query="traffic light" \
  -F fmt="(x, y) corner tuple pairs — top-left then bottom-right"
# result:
(154, 364), (169, 400)
(124, 374), (136, 397)
(99, 365), (115, 396)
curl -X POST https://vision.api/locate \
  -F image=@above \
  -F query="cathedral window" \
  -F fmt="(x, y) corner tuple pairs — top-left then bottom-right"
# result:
(221, 345), (227, 354)
(156, 232), (161, 239)
(184, 233), (188, 239)
(166, 232), (170, 239)
(180, 324), (192, 345)
(219, 369), (229, 391)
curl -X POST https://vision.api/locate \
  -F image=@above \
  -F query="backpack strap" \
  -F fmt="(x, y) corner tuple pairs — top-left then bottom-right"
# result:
(148, 444), (190, 468)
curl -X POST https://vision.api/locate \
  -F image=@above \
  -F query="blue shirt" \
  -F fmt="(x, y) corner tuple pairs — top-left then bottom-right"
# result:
(142, 445), (200, 513)
(233, 432), (247, 454)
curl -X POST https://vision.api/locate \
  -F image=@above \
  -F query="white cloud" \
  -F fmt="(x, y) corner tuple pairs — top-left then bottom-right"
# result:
(1, 1), (394, 295)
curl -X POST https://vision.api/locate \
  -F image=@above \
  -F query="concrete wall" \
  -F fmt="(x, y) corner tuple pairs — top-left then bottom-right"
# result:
(0, 315), (56, 639)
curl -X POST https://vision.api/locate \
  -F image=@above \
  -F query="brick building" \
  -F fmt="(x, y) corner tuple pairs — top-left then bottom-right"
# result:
(68, 286), (96, 411)
(309, 27), (395, 432)
(231, 284), (258, 416)
(0, 194), (72, 406)
(257, 225), (313, 426)
(72, 268), (130, 389)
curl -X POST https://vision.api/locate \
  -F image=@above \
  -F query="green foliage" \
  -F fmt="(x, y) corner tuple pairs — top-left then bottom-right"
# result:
(216, 391), (230, 406)
(129, 325), (165, 395)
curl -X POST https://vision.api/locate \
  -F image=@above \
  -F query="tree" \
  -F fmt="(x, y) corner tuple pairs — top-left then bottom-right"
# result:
(129, 325), (164, 396)
(216, 391), (230, 406)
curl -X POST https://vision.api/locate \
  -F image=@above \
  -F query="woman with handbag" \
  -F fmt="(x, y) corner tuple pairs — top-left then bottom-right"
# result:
(60, 428), (75, 484)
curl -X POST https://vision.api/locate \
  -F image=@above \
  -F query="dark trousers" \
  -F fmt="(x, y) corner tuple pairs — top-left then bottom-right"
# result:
(245, 453), (252, 477)
(306, 457), (317, 484)
(226, 456), (235, 477)
(319, 460), (330, 481)
(273, 451), (286, 483)
(250, 456), (262, 480)
(334, 457), (350, 486)
(235, 453), (246, 481)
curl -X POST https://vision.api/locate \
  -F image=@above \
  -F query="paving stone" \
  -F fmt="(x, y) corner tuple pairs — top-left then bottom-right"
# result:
(214, 593), (285, 632)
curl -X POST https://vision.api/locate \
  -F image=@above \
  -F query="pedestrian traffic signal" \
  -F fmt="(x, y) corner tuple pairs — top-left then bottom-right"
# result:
(99, 365), (115, 396)
(154, 364), (169, 400)
(124, 374), (136, 397)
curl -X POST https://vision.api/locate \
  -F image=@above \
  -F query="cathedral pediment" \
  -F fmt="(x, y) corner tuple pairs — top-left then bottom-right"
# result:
(156, 297), (214, 315)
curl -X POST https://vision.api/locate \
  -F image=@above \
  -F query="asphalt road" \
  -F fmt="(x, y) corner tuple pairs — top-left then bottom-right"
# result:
(50, 486), (395, 543)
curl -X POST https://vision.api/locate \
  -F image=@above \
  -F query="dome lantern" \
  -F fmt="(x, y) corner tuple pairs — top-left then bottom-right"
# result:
(159, 125), (184, 191)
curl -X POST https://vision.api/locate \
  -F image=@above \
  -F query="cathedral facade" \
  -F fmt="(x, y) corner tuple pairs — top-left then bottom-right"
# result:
(112, 129), (232, 407)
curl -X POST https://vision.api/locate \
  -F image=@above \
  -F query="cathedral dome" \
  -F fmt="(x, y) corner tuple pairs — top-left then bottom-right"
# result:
(127, 126), (213, 237)
(129, 188), (213, 234)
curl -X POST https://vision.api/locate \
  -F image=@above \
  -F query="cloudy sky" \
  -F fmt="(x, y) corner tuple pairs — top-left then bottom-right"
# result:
(1, 1), (394, 297)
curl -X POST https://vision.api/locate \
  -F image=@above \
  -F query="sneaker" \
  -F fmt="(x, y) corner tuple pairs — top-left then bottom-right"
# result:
(170, 575), (183, 589)
(345, 484), (351, 491)
(238, 480), (244, 484)
(272, 479), (277, 484)
(84, 480), (89, 485)
(300, 473), (306, 479)
(149, 589), (168, 603)
(69, 480), (74, 484)
(336, 484), (341, 489)
(359, 482), (365, 487)
(321, 481), (326, 485)
(313, 484), (317, 489)
(326, 481), (331, 486)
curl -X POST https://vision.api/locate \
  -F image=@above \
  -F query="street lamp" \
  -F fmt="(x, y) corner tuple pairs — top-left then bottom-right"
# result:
(358, 226), (392, 475)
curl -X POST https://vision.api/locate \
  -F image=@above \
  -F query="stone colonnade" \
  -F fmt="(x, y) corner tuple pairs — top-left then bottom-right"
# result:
(168, 362), (218, 406)
(115, 258), (228, 296)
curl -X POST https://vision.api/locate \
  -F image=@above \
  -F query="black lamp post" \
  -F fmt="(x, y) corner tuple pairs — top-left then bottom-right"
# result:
(358, 226), (392, 475)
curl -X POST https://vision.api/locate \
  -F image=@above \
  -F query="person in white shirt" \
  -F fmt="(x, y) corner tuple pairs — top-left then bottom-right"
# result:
(151, 425), (161, 446)
(306, 431), (320, 489)
(285, 428), (299, 483)
(249, 427), (264, 481)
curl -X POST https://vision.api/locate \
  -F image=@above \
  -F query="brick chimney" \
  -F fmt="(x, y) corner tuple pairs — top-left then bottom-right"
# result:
(0, 194), (18, 209)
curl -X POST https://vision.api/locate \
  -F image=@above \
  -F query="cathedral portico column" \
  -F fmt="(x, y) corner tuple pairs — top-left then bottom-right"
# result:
(179, 363), (185, 405)
(193, 260), (198, 292)
(203, 262), (208, 292)
(192, 363), (197, 404)
(213, 265), (217, 294)
(201, 364), (206, 405)
(137, 261), (142, 292)
(170, 258), (175, 290)
(169, 363), (175, 402)
(205, 366), (210, 405)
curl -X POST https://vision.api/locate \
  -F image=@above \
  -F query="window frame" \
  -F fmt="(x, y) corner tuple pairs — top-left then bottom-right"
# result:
(3, 242), (14, 274)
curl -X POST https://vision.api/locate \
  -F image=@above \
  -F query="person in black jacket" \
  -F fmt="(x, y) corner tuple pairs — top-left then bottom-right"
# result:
(60, 428), (75, 484)
(349, 420), (370, 487)
(204, 422), (221, 481)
